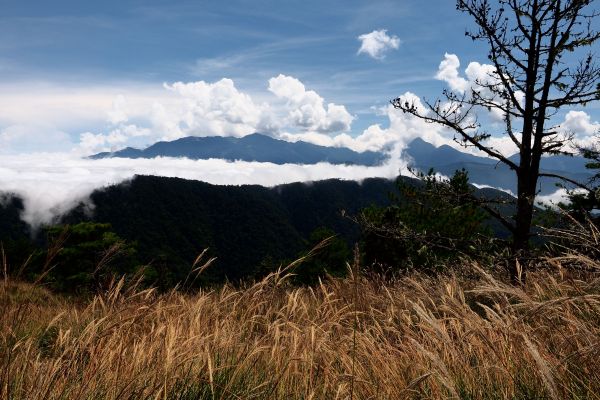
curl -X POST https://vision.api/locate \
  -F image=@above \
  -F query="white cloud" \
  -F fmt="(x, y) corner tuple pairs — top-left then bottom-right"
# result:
(433, 54), (600, 157)
(150, 102), (185, 140)
(163, 79), (267, 139)
(357, 29), (401, 60)
(464, 61), (500, 88)
(435, 54), (469, 93)
(0, 76), (359, 155)
(560, 111), (600, 136)
(484, 135), (519, 157)
(436, 53), (502, 95)
(535, 188), (585, 209)
(0, 152), (408, 228)
(78, 124), (152, 154)
(107, 94), (129, 125)
(279, 92), (461, 155)
(0, 68), (489, 158)
(268, 74), (354, 133)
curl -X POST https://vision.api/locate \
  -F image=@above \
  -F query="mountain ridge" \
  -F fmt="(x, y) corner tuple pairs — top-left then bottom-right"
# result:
(403, 137), (593, 195)
(91, 133), (594, 195)
(91, 133), (387, 166)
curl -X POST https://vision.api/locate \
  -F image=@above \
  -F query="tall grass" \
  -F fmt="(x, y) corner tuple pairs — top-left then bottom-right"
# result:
(1, 254), (599, 399)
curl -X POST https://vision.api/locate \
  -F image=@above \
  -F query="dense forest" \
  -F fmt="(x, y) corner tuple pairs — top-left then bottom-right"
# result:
(0, 174), (518, 290)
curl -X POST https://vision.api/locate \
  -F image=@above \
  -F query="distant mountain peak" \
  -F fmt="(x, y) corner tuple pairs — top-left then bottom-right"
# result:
(90, 133), (388, 166)
(403, 137), (593, 195)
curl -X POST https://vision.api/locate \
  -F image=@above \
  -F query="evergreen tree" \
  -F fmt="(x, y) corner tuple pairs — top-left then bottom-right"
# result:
(40, 222), (138, 293)
(361, 169), (494, 273)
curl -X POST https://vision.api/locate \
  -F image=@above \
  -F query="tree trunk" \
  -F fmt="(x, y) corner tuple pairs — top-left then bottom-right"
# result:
(511, 171), (536, 284)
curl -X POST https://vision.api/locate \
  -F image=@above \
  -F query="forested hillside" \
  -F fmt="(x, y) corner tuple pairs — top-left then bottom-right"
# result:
(62, 176), (400, 282)
(0, 175), (516, 284)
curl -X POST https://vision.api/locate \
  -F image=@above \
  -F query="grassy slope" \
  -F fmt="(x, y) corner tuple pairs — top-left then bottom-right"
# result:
(1, 258), (599, 399)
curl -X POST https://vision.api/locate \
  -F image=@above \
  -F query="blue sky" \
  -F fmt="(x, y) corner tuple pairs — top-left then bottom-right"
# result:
(0, 0), (598, 155)
(0, 1), (476, 85)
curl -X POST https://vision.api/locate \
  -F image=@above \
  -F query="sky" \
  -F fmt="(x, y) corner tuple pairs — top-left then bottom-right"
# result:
(1, 0), (598, 154)
(0, 0), (599, 225)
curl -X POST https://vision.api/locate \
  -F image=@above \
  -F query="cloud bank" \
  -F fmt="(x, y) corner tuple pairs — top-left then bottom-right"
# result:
(0, 151), (408, 229)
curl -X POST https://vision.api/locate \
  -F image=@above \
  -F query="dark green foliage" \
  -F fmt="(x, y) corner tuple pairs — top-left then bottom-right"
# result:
(62, 176), (400, 284)
(292, 227), (351, 284)
(0, 175), (516, 289)
(0, 195), (34, 271)
(74, 177), (307, 284)
(39, 222), (138, 293)
(0, 195), (30, 240)
(564, 138), (600, 224)
(361, 169), (495, 272)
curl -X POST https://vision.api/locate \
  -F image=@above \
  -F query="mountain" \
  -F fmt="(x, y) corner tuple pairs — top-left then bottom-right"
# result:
(91, 133), (387, 166)
(404, 138), (594, 195)
(91, 133), (593, 195)
(404, 138), (497, 168)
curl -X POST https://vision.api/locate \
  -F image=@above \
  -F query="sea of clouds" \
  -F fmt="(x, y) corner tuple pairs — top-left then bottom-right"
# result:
(0, 149), (408, 228)
(0, 149), (578, 230)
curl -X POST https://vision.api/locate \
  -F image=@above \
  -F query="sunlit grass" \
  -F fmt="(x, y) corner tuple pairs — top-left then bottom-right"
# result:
(1, 255), (599, 399)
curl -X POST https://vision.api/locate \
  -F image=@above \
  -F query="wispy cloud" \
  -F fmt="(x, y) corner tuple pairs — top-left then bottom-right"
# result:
(189, 35), (341, 77)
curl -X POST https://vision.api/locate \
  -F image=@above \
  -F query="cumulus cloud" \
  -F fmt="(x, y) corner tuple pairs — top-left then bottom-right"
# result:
(268, 74), (354, 134)
(435, 54), (470, 93)
(357, 29), (401, 60)
(436, 53), (503, 96)
(0, 76), (354, 155)
(483, 135), (520, 157)
(164, 79), (268, 138)
(0, 64), (500, 159)
(560, 110), (600, 136)
(79, 124), (152, 154)
(0, 153), (408, 228)
(70, 75), (357, 155)
(279, 92), (457, 154)
(433, 53), (600, 157)
(464, 61), (500, 89)
(368, 94), (453, 150)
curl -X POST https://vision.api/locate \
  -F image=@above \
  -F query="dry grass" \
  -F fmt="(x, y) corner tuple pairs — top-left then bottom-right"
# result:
(1, 256), (600, 399)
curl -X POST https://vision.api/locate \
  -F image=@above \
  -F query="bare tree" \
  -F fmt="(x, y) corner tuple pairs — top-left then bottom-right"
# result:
(392, 0), (600, 282)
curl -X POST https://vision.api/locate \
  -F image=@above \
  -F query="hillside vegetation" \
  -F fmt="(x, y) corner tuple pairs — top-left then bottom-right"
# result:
(1, 175), (516, 286)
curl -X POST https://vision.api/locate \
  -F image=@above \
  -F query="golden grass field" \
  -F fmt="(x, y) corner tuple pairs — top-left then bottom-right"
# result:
(1, 250), (599, 400)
